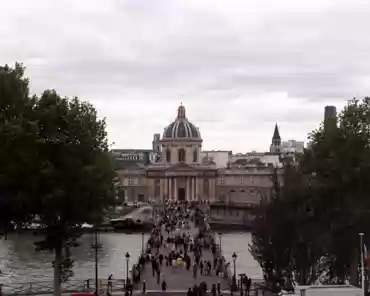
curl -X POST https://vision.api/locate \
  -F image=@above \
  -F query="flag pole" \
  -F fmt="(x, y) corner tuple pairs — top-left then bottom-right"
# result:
(360, 232), (365, 296)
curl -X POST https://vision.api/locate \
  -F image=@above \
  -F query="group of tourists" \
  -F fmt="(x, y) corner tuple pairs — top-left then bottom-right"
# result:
(134, 201), (235, 294)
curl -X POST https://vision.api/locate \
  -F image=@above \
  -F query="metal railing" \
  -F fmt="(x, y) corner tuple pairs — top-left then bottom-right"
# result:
(0, 278), (128, 296)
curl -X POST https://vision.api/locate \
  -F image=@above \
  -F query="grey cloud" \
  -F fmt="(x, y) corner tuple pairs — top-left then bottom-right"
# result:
(2, 0), (370, 151)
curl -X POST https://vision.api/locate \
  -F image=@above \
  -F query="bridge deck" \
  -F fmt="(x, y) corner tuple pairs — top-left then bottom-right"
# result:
(136, 221), (230, 292)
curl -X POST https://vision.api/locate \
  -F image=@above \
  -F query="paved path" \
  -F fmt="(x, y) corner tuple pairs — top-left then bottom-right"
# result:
(136, 222), (230, 292)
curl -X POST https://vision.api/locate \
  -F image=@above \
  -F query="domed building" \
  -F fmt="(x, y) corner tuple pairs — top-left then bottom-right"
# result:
(146, 104), (217, 201)
(113, 104), (284, 206)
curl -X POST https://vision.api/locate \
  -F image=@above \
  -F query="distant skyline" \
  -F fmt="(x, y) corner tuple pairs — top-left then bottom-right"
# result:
(1, 0), (369, 152)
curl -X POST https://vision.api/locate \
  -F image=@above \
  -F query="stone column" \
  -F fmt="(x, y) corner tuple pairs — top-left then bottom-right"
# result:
(174, 178), (177, 200)
(186, 177), (190, 201)
(195, 177), (198, 201)
(192, 177), (197, 200)
(169, 177), (172, 200)
(160, 178), (164, 201)
(164, 178), (167, 199)
(210, 178), (215, 201)
(199, 178), (203, 201)
(190, 177), (193, 201)
(189, 177), (192, 201)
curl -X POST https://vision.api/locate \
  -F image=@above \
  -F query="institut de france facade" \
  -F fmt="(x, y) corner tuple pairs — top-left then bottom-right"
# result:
(112, 104), (291, 205)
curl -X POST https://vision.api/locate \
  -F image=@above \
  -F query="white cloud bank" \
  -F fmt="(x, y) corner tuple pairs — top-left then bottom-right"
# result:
(1, 0), (369, 152)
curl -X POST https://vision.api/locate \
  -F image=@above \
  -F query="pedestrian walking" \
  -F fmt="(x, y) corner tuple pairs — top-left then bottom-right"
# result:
(187, 288), (193, 296)
(161, 279), (167, 292)
(107, 274), (113, 293)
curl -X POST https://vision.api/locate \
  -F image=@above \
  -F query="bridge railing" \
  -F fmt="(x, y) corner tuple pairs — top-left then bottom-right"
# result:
(0, 279), (128, 296)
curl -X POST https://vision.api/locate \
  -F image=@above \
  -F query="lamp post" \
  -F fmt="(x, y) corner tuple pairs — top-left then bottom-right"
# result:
(92, 229), (102, 296)
(232, 252), (237, 291)
(125, 252), (131, 285)
(359, 233), (365, 296)
(218, 232), (222, 253)
(141, 232), (145, 255)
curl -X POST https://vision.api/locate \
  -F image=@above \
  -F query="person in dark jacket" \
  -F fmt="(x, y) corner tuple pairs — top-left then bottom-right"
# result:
(187, 288), (193, 296)
(161, 280), (167, 292)
(246, 278), (252, 296)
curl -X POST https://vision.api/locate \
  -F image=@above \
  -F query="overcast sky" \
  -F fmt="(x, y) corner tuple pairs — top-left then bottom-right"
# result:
(2, 0), (370, 152)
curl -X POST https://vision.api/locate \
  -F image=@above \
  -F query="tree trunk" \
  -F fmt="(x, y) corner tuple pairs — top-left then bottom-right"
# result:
(53, 245), (63, 296)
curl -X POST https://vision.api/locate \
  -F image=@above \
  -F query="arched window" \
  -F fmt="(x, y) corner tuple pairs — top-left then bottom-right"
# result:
(166, 149), (171, 162)
(203, 179), (209, 197)
(178, 149), (186, 162)
(193, 149), (198, 162)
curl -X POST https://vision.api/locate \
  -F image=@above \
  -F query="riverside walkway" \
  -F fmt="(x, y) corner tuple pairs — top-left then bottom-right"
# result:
(133, 203), (231, 293)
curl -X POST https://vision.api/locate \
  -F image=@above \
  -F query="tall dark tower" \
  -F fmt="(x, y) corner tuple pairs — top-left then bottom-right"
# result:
(270, 123), (281, 153)
(324, 106), (337, 129)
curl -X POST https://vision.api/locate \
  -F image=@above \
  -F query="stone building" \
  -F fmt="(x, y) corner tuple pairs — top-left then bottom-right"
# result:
(113, 104), (283, 204)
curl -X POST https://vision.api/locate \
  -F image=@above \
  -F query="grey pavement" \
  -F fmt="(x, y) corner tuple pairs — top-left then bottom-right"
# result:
(136, 222), (230, 292)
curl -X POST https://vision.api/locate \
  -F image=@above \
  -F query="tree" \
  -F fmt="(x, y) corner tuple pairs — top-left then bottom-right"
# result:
(306, 97), (370, 284)
(250, 164), (327, 291)
(32, 90), (115, 296)
(251, 97), (370, 289)
(1, 63), (116, 296)
(0, 63), (38, 233)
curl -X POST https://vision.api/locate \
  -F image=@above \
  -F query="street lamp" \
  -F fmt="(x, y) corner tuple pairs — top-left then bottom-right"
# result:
(125, 252), (131, 285)
(218, 232), (222, 253)
(232, 252), (237, 291)
(92, 229), (102, 296)
(359, 233), (365, 296)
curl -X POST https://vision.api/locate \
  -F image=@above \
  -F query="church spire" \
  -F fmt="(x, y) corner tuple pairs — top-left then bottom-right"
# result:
(270, 123), (281, 153)
(272, 123), (281, 141)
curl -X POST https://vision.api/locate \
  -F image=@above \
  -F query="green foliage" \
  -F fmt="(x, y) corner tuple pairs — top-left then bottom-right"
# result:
(250, 97), (370, 290)
(0, 63), (116, 290)
(0, 63), (36, 230)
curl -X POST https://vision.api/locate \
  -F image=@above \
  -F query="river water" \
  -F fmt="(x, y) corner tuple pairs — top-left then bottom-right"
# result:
(0, 232), (262, 284)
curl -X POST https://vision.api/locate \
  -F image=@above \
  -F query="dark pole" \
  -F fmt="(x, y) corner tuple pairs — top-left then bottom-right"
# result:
(125, 252), (130, 285)
(232, 252), (237, 291)
(126, 258), (129, 282)
(218, 233), (222, 252)
(141, 232), (144, 254)
(94, 229), (99, 296)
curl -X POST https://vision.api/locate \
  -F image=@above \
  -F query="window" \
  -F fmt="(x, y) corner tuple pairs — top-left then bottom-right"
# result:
(178, 148), (186, 162)
(240, 176), (244, 184)
(128, 176), (133, 186)
(220, 176), (225, 184)
(193, 150), (198, 162)
(166, 149), (171, 162)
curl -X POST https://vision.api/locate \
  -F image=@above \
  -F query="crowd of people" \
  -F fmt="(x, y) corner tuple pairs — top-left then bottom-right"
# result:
(136, 201), (234, 295)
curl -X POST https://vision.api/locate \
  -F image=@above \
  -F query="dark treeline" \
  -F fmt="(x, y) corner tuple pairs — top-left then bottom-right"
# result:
(250, 97), (370, 293)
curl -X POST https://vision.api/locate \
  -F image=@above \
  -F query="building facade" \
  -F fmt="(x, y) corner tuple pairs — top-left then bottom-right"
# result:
(113, 104), (287, 204)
